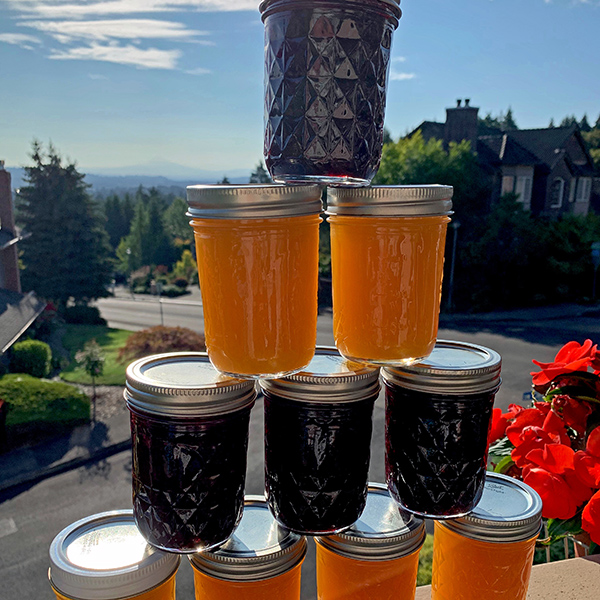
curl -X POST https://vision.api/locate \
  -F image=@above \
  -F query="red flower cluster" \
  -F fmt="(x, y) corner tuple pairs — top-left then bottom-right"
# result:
(490, 403), (600, 541)
(530, 339), (600, 388)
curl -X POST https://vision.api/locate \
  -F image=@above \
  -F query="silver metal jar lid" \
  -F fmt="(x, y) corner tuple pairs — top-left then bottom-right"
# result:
(124, 352), (256, 417)
(316, 483), (425, 560)
(326, 185), (453, 217)
(186, 184), (323, 219)
(260, 0), (402, 19)
(260, 346), (380, 403)
(440, 473), (543, 543)
(189, 496), (307, 582)
(49, 510), (180, 600)
(382, 340), (502, 395)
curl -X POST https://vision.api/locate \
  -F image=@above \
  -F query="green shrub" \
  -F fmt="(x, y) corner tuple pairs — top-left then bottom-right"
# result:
(172, 277), (188, 289)
(10, 340), (52, 378)
(0, 374), (90, 445)
(417, 534), (434, 586)
(118, 326), (205, 363)
(62, 305), (107, 326)
(160, 284), (189, 297)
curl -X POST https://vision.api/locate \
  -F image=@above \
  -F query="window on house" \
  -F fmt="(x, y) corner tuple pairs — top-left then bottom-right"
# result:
(550, 178), (565, 208)
(501, 176), (514, 195)
(515, 176), (532, 206)
(576, 177), (592, 203)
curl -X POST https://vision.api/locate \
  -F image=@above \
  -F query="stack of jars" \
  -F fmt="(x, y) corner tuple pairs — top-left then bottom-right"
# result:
(48, 1), (543, 600)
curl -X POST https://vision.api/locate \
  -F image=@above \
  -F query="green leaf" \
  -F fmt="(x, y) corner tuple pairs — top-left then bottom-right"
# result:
(492, 455), (515, 474)
(546, 513), (584, 541)
(488, 436), (514, 457)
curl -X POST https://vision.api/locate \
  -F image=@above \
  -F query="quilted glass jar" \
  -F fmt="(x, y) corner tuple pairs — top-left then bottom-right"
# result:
(261, 0), (401, 185)
(125, 353), (256, 553)
(383, 341), (501, 518)
(260, 347), (380, 534)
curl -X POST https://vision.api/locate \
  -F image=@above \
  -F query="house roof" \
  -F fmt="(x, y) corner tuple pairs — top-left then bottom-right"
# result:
(507, 126), (578, 168)
(478, 134), (541, 166)
(409, 121), (445, 142)
(0, 289), (47, 354)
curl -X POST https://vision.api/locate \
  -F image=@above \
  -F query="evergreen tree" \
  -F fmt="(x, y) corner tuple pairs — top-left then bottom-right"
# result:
(249, 162), (272, 183)
(104, 194), (131, 250)
(382, 128), (393, 145)
(502, 107), (518, 130)
(16, 142), (112, 308)
(560, 115), (578, 128)
(218, 176), (231, 184)
(595, 114), (600, 130)
(549, 118), (556, 128)
(164, 196), (193, 242)
(580, 114), (592, 132)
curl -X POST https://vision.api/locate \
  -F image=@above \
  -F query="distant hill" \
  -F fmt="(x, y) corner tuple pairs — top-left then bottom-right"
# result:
(4, 165), (250, 195)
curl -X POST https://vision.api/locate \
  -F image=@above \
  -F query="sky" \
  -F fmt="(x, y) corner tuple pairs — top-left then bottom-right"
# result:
(0, 0), (599, 177)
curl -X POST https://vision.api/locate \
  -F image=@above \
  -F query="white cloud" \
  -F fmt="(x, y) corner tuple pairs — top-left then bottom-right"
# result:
(0, 33), (41, 49)
(20, 19), (210, 43)
(49, 42), (181, 69)
(4, 0), (259, 18)
(392, 56), (406, 63)
(390, 71), (416, 81)
(186, 66), (211, 75)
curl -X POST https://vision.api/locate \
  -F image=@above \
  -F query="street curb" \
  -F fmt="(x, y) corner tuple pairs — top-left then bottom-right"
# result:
(0, 440), (131, 494)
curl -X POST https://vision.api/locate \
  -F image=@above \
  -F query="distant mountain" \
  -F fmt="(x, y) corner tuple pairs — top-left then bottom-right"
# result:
(4, 163), (251, 194)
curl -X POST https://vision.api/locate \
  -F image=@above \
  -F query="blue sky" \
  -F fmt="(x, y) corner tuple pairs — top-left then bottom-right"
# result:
(0, 0), (599, 177)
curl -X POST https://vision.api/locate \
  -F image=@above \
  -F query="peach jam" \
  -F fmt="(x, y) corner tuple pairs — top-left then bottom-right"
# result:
(190, 496), (307, 600)
(315, 483), (425, 600)
(187, 184), (322, 379)
(49, 510), (180, 600)
(327, 185), (453, 366)
(432, 473), (543, 600)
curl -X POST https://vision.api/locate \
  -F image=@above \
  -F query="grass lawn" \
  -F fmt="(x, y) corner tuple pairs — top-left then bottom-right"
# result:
(417, 534), (433, 586)
(60, 325), (133, 386)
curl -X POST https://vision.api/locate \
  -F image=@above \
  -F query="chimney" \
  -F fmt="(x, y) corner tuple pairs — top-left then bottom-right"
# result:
(0, 163), (22, 293)
(444, 99), (479, 152)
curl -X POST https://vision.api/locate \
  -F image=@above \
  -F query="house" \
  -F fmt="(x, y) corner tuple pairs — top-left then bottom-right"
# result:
(412, 100), (597, 218)
(0, 161), (45, 354)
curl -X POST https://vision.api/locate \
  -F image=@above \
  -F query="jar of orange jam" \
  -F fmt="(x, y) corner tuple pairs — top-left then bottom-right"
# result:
(315, 483), (425, 600)
(431, 473), (543, 600)
(326, 185), (452, 366)
(49, 510), (180, 600)
(190, 496), (307, 600)
(187, 184), (323, 379)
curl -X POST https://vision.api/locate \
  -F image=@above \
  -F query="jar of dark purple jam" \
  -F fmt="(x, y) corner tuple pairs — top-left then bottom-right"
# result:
(260, 0), (401, 186)
(260, 347), (380, 534)
(383, 341), (501, 519)
(124, 352), (256, 553)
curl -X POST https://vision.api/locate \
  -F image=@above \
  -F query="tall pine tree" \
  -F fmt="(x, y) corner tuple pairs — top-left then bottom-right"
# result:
(17, 142), (112, 308)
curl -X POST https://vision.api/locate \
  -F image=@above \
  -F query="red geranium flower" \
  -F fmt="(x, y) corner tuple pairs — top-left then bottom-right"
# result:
(488, 408), (510, 445)
(552, 395), (592, 437)
(574, 427), (600, 488)
(582, 490), (600, 545)
(511, 426), (563, 468)
(522, 465), (581, 520)
(531, 339), (599, 387)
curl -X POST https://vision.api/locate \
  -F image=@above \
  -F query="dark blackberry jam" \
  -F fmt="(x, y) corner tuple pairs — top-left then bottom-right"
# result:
(125, 353), (256, 553)
(261, 0), (401, 185)
(383, 341), (501, 519)
(261, 347), (380, 534)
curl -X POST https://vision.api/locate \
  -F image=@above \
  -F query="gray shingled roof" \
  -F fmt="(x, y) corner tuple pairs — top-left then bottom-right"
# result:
(508, 126), (578, 168)
(0, 289), (46, 353)
(477, 134), (541, 166)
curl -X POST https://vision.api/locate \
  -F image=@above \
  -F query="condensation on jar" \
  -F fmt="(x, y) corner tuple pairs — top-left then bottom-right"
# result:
(431, 473), (543, 600)
(260, 346), (380, 535)
(315, 483), (425, 600)
(383, 340), (502, 518)
(124, 352), (256, 553)
(326, 185), (453, 367)
(186, 184), (323, 379)
(189, 496), (307, 600)
(49, 510), (181, 600)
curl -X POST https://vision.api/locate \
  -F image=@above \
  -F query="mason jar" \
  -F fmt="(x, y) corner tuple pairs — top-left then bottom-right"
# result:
(315, 483), (425, 600)
(190, 496), (307, 600)
(383, 340), (501, 518)
(125, 352), (256, 553)
(260, 347), (380, 534)
(431, 473), (543, 600)
(49, 510), (180, 600)
(187, 184), (322, 379)
(327, 185), (453, 366)
(261, 0), (402, 185)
